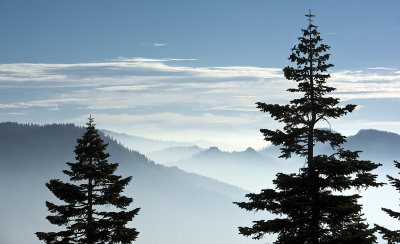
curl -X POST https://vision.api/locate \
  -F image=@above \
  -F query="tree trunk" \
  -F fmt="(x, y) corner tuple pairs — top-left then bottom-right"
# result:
(87, 158), (94, 244)
(308, 24), (320, 244)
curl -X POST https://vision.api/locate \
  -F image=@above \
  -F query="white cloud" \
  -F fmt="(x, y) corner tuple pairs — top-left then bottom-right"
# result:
(361, 121), (400, 127)
(0, 59), (282, 88)
(87, 104), (131, 110)
(110, 57), (167, 62)
(69, 112), (259, 127)
(367, 67), (396, 71)
(66, 112), (267, 151)
(7, 112), (27, 115)
(96, 84), (161, 92)
(0, 58), (399, 114)
(0, 98), (85, 109)
(208, 105), (259, 112)
(110, 57), (197, 62)
(332, 81), (400, 98)
(330, 70), (400, 83)
(1, 58), (399, 150)
(140, 43), (169, 47)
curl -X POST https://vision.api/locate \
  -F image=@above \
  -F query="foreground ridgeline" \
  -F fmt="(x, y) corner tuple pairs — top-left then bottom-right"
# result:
(36, 117), (140, 244)
(375, 160), (400, 242)
(234, 11), (383, 243)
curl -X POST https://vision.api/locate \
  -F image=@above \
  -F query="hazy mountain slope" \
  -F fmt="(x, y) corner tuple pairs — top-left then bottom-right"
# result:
(344, 129), (400, 162)
(101, 129), (195, 154)
(147, 145), (204, 164)
(166, 146), (300, 192)
(102, 129), (238, 153)
(167, 129), (400, 192)
(341, 130), (400, 240)
(165, 129), (400, 242)
(0, 123), (262, 244)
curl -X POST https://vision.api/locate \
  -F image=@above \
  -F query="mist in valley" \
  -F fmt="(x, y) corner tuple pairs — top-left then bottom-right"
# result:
(106, 127), (400, 241)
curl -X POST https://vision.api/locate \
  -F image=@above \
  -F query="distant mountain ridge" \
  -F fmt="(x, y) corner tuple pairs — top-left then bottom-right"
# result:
(147, 145), (204, 164)
(1, 122), (150, 171)
(257, 129), (400, 163)
(344, 129), (400, 161)
(101, 129), (195, 153)
(102, 129), (238, 154)
(158, 129), (400, 192)
(163, 145), (284, 192)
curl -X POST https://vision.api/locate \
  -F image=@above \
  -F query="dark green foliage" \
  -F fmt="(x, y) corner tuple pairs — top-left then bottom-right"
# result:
(36, 117), (139, 244)
(235, 11), (382, 243)
(374, 160), (400, 243)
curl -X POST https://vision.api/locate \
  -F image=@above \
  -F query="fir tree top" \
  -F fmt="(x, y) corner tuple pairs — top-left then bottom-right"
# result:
(257, 10), (356, 159)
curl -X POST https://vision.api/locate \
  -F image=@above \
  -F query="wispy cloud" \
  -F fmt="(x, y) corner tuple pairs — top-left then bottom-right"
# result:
(152, 43), (167, 47)
(140, 42), (168, 47)
(361, 121), (400, 127)
(0, 58), (399, 112)
(208, 105), (259, 112)
(7, 112), (27, 115)
(69, 112), (259, 128)
(109, 57), (197, 62)
(66, 112), (268, 151)
(367, 67), (396, 71)
(330, 70), (400, 83)
(87, 104), (131, 110)
(0, 98), (85, 109)
(96, 84), (161, 92)
(1, 57), (399, 149)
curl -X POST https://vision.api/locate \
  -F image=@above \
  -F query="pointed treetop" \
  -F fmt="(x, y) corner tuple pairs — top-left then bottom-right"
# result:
(87, 114), (94, 127)
(305, 9), (315, 26)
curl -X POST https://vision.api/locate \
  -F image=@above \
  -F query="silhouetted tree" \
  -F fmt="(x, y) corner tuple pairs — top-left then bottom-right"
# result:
(235, 11), (382, 243)
(375, 160), (400, 243)
(36, 116), (139, 244)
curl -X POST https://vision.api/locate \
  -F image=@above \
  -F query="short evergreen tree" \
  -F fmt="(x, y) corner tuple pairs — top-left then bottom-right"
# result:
(374, 160), (400, 243)
(235, 11), (382, 243)
(36, 117), (140, 244)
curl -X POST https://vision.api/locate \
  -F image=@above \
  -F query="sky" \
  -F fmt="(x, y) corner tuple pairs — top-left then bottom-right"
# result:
(0, 0), (399, 151)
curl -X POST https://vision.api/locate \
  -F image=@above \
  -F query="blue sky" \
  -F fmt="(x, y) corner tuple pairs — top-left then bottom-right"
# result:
(0, 0), (399, 150)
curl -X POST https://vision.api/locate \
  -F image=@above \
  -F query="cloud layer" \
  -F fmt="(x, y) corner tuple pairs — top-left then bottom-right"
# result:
(0, 57), (399, 149)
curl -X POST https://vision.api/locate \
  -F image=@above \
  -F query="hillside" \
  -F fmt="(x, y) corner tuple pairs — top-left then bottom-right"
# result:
(102, 129), (195, 154)
(344, 129), (400, 162)
(147, 145), (204, 164)
(164, 129), (400, 192)
(165, 146), (294, 192)
(0, 122), (260, 244)
(158, 129), (400, 241)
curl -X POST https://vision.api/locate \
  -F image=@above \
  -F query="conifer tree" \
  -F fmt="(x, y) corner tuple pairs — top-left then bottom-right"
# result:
(235, 11), (382, 243)
(36, 116), (140, 244)
(375, 160), (400, 243)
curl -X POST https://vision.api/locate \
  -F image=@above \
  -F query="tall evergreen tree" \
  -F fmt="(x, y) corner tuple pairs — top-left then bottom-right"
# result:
(235, 11), (382, 243)
(36, 117), (140, 244)
(375, 160), (400, 243)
